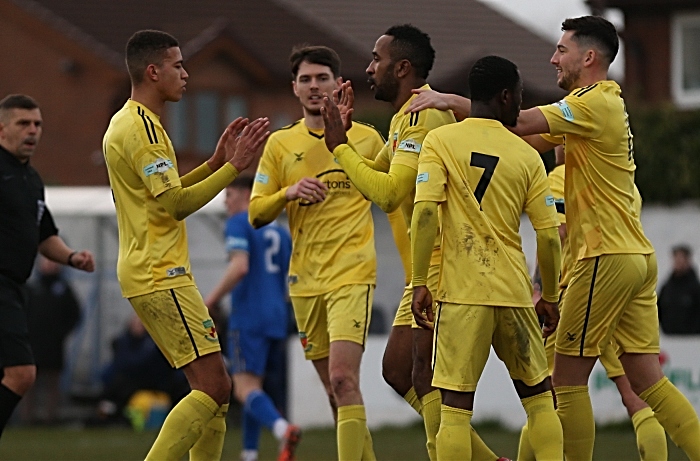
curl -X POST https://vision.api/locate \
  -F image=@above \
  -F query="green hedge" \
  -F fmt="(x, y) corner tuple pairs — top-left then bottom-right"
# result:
(631, 107), (700, 204)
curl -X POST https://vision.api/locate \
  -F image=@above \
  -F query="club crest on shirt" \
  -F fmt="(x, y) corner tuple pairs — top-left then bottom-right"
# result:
(299, 331), (312, 352)
(203, 319), (218, 341)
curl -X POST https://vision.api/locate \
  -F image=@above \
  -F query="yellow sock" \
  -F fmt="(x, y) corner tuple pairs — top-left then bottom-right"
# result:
(189, 402), (228, 461)
(145, 390), (218, 461)
(420, 390), (441, 461)
(337, 405), (368, 461)
(471, 425), (498, 461)
(640, 377), (700, 460)
(517, 424), (535, 461)
(522, 391), (563, 461)
(436, 404), (472, 461)
(631, 406), (667, 461)
(362, 425), (376, 461)
(404, 387), (423, 415)
(555, 386), (594, 461)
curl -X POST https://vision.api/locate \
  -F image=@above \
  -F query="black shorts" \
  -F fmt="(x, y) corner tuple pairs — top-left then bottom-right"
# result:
(0, 275), (34, 368)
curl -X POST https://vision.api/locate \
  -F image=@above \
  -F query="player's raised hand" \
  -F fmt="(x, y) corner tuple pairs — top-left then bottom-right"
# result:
(228, 117), (270, 172)
(411, 285), (434, 330)
(333, 80), (355, 131)
(405, 88), (449, 113)
(209, 118), (249, 169)
(285, 177), (328, 204)
(321, 95), (348, 153)
(535, 298), (559, 338)
(69, 250), (95, 272)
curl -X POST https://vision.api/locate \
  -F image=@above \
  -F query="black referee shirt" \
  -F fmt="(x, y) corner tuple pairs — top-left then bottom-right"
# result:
(0, 145), (58, 284)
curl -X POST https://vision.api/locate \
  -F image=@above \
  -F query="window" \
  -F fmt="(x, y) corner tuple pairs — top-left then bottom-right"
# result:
(672, 12), (700, 109)
(165, 93), (248, 155)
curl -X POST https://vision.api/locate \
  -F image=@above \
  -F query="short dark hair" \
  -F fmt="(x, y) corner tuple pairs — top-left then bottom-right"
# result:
(0, 94), (39, 112)
(562, 16), (619, 66)
(469, 56), (520, 103)
(290, 45), (341, 79)
(384, 24), (435, 79)
(126, 30), (179, 84)
(672, 244), (692, 258)
(228, 174), (254, 190)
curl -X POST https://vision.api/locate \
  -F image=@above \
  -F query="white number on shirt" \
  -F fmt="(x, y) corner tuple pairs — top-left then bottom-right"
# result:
(263, 228), (281, 273)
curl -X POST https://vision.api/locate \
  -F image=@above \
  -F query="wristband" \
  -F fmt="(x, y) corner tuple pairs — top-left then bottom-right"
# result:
(67, 251), (78, 267)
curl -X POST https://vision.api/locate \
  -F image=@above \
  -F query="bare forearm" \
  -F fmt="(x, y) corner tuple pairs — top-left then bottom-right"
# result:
(38, 235), (73, 265)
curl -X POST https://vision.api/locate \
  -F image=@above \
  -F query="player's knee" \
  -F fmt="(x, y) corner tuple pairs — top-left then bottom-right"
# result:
(329, 370), (359, 399)
(382, 364), (408, 394)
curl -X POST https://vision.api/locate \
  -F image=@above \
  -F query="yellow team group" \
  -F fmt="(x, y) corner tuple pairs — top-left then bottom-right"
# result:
(101, 12), (700, 461)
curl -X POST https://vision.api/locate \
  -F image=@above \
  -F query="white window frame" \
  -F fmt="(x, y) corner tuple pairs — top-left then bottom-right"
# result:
(671, 11), (700, 109)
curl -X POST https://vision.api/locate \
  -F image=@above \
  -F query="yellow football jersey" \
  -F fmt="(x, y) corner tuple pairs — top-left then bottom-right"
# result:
(251, 119), (384, 296)
(103, 100), (193, 298)
(539, 81), (653, 261)
(415, 118), (560, 307)
(548, 165), (572, 288)
(551, 164), (644, 289)
(374, 85), (456, 265)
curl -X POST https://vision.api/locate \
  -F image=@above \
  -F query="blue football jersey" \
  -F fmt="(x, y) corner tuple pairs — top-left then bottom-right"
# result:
(225, 212), (292, 337)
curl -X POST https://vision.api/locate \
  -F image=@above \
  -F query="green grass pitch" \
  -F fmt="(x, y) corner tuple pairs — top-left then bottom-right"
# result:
(0, 423), (687, 460)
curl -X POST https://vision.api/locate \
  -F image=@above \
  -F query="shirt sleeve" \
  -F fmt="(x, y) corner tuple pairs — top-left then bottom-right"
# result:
(538, 92), (606, 139)
(524, 153), (560, 230)
(132, 144), (182, 198)
(249, 137), (288, 227)
(373, 141), (392, 173)
(39, 205), (59, 242)
(548, 167), (566, 224)
(225, 214), (251, 254)
(394, 109), (455, 171)
(414, 132), (447, 204)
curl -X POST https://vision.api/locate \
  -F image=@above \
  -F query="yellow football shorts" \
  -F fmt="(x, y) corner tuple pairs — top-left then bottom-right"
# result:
(432, 303), (549, 392)
(129, 286), (221, 368)
(291, 284), (374, 361)
(393, 262), (439, 329)
(546, 287), (625, 378)
(556, 253), (660, 358)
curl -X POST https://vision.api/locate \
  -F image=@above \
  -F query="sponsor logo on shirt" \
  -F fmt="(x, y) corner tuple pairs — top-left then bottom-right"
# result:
(553, 100), (574, 121)
(416, 172), (429, 184)
(203, 319), (218, 341)
(143, 159), (174, 176)
(398, 138), (421, 154)
(294, 152), (304, 162)
(255, 173), (269, 184)
(166, 266), (187, 277)
(545, 195), (555, 206)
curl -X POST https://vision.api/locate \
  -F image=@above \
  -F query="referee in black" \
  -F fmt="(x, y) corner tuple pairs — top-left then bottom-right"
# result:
(0, 94), (95, 438)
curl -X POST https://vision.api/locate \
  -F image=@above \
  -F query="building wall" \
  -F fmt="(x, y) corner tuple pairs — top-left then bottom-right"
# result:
(623, 11), (672, 104)
(0, 0), (126, 185)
